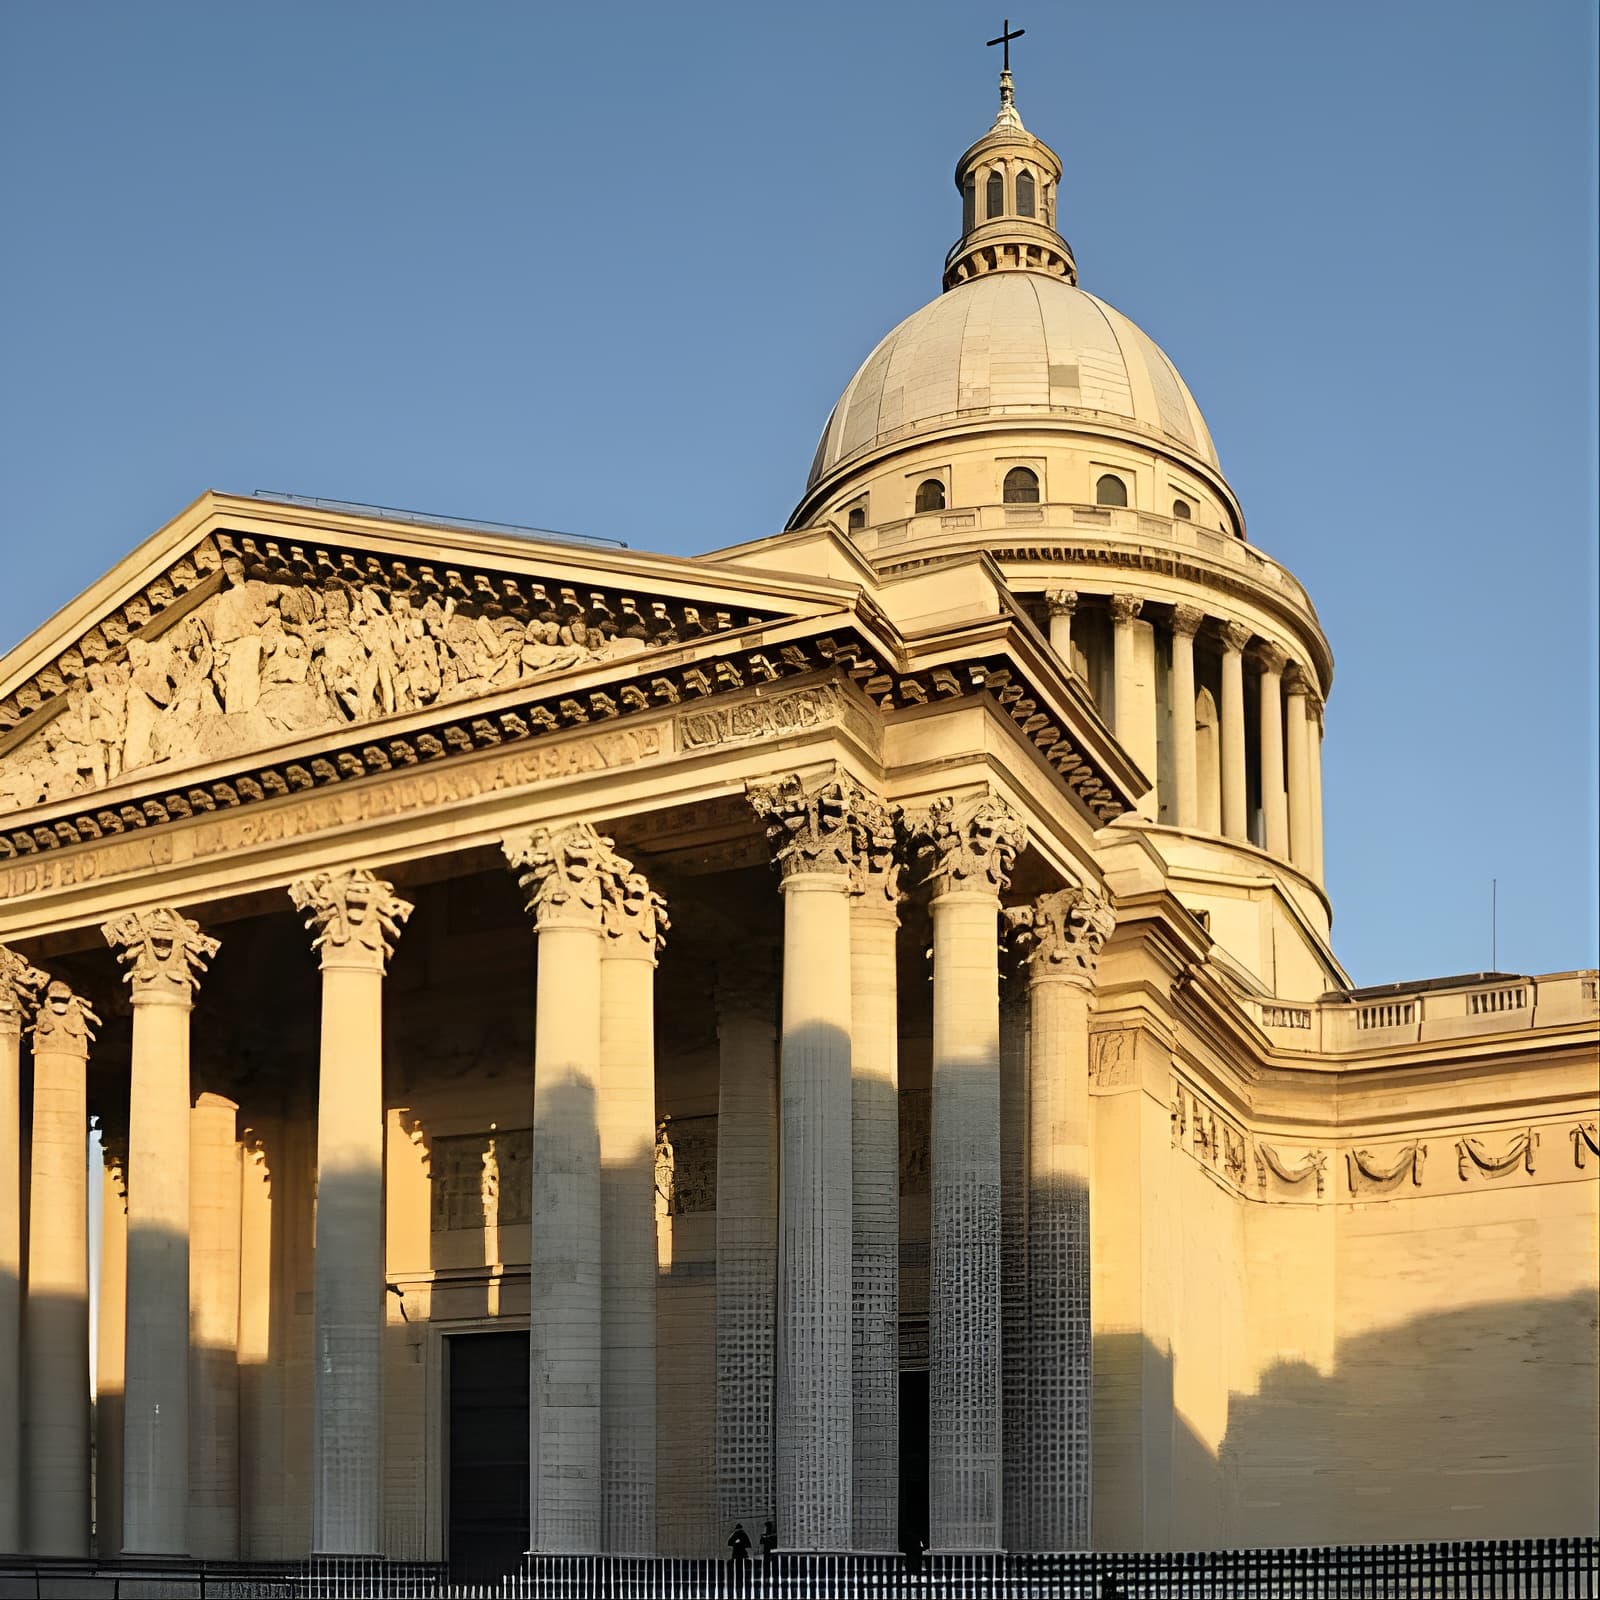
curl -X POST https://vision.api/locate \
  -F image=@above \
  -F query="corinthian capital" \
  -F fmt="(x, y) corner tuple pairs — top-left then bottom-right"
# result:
(603, 868), (670, 959)
(1044, 588), (1078, 619)
(1110, 593), (1144, 625)
(30, 979), (99, 1054)
(850, 789), (901, 907)
(103, 906), (219, 1001)
(1219, 620), (1253, 655)
(1170, 604), (1206, 639)
(1284, 662), (1317, 701)
(748, 772), (856, 880)
(0, 944), (48, 1034)
(1253, 640), (1290, 676)
(915, 792), (1025, 897)
(289, 867), (413, 972)
(1005, 885), (1116, 985)
(503, 821), (629, 931)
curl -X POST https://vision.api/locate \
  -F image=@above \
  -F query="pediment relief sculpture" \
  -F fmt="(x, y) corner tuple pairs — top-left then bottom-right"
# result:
(0, 558), (651, 810)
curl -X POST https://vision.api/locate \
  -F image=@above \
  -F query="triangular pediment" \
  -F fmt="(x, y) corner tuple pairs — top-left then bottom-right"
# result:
(0, 491), (863, 815)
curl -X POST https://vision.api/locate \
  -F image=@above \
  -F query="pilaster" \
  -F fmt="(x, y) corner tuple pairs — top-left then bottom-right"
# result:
(188, 1093), (241, 1559)
(713, 957), (778, 1553)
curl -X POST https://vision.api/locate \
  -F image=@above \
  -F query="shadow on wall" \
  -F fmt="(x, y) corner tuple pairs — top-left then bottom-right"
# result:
(1219, 1288), (1600, 1546)
(1098, 1288), (1599, 1549)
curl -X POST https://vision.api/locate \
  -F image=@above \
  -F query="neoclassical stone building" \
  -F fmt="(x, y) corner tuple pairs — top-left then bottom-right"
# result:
(0, 67), (1595, 1569)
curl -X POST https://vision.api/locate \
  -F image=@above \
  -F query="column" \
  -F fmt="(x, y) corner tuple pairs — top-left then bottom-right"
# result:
(1044, 589), (1077, 669)
(189, 1092), (241, 1558)
(26, 980), (98, 1555)
(289, 868), (412, 1556)
(103, 906), (219, 1556)
(848, 798), (900, 1553)
(598, 868), (668, 1552)
(919, 791), (1025, 1551)
(748, 773), (858, 1551)
(998, 983), (1029, 1553)
(1218, 621), (1251, 841)
(713, 962), (778, 1550)
(504, 823), (624, 1553)
(1169, 606), (1205, 831)
(1110, 594), (1158, 815)
(0, 948), (44, 1555)
(1285, 665), (1314, 874)
(1255, 642), (1290, 858)
(96, 1151), (127, 1560)
(1309, 697), (1327, 882)
(1008, 887), (1115, 1550)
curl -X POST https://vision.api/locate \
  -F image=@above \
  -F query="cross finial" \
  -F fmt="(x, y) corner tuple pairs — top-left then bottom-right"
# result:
(987, 18), (1025, 73)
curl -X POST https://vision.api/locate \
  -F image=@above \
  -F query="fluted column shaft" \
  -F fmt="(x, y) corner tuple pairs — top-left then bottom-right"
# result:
(290, 870), (411, 1555)
(105, 905), (218, 1557)
(26, 984), (95, 1554)
(998, 986), (1029, 1553)
(1219, 623), (1250, 841)
(1169, 608), (1204, 831)
(1111, 595), (1157, 816)
(189, 1093), (241, 1559)
(0, 949), (40, 1556)
(850, 889), (900, 1553)
(921, 794), (1024, 1552)
(1285, 668), (1313, 873)
(1309, 702), (1326, 882)
(505, 824), (629, 1554)
(96, 1159), (127, 1560)
(715, 975), (778, 1545)
(1009, 889), (1114, 1551)
(775, 872), (853, 1549)
(1045, 590), (1077, 670)
(598, 875), (666, 1553)
(1257, 645), (1289, 857)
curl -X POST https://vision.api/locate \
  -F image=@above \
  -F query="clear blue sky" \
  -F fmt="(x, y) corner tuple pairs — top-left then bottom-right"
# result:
(1, 1), (1595, 987)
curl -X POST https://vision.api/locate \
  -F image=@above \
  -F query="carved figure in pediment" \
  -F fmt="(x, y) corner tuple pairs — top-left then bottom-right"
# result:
(212, 554), (274, 714)
(256, 611), (320, 735)
(123, 636), (178, 771)
(84, 661), (128, 786)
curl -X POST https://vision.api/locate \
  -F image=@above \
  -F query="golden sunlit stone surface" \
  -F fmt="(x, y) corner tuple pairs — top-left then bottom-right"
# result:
(0, 66), (1592, 1566)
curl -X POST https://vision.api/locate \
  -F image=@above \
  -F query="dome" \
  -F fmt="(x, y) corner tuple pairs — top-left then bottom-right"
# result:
(803, 271), (1220, 497)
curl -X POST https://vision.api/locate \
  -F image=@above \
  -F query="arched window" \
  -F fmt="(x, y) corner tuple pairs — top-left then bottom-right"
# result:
(1003, 466), (1040, 504)
(986, 169), (1005, 220)
(915, 478), (946, 513)
(1172, 498), (1192, 520)
(1095, 473), (1128, 508)
(1016, 169), (1035, 218)
(962, 176), (976, 235)
(847, 505), (866, 533)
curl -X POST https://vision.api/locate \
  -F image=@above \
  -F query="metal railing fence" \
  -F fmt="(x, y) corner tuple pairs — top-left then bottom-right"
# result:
(0, 1538), (1592, 1599)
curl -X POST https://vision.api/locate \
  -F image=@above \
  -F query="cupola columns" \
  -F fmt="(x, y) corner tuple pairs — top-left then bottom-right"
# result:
(944, 66), (1076, 291)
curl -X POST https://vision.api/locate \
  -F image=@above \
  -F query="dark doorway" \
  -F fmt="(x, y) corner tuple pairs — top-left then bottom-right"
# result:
(448, 1329), (529, 1582)
(898, 1368), (929, 1556)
